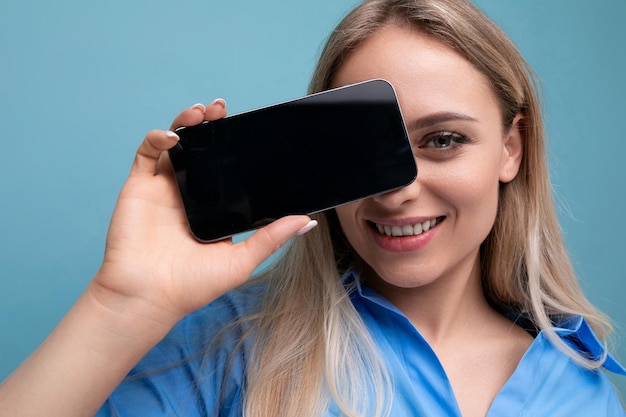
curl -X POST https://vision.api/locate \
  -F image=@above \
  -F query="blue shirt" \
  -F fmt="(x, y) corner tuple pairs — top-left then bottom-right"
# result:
(98, 272), (626, 416)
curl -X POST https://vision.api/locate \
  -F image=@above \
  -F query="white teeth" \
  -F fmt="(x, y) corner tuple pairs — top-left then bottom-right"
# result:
(375, 218), (440, 237)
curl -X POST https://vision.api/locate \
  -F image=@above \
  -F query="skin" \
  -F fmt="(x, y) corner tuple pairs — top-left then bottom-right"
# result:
(332, 24), (531, 417)
(0, 23), (534, 417)
(0, 101), (313, 416)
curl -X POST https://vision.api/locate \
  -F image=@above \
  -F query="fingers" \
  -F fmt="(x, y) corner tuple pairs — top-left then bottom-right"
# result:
(239, 216), (318, 275)
(133, 130), (180, 176)
(169, 99), (227, 131)
(204, 99), (227, 120)
(133, 99), (228, 177)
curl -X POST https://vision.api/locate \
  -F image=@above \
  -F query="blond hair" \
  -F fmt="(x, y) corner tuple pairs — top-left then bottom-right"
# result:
(233, 1), (613, 415)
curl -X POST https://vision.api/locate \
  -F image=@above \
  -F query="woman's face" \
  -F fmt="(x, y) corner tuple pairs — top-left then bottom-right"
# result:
(332, 24), (522, 291)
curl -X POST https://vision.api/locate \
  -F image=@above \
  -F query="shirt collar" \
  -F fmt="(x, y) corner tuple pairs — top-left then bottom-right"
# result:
(342, 270), (626, 375)
(552, 315), (626, 375)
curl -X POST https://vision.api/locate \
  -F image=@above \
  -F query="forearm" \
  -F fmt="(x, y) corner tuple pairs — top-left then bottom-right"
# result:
(0, 280), (179, 417)
(0, 101), (313, 416)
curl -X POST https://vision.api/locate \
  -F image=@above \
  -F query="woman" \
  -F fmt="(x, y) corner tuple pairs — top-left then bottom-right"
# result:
(1, 0), (624, 416)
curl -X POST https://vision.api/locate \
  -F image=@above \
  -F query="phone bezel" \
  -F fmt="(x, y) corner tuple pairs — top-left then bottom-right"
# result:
(169, 79), (417, 242)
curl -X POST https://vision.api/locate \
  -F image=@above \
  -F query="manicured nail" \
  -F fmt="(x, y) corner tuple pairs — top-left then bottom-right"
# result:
(165, 130), (179, 140)
(211, 98), (226, 108)
(191, 103), (206, 112)
(296, 220), (318, 236)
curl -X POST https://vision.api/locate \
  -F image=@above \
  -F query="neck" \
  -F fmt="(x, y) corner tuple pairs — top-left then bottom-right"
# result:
(365, 252), (496, 346)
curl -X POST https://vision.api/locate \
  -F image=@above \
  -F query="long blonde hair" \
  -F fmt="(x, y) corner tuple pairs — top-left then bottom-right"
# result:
(236, 0), (613, 415)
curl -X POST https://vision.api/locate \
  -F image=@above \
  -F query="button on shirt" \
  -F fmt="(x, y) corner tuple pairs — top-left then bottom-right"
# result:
(98, 272), (626, 416)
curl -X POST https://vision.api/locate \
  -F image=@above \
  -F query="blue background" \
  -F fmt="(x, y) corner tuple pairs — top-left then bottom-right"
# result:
(1, 0), (624, 398)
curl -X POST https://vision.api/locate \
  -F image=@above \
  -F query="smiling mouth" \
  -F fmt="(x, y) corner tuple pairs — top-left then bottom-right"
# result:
(371, 216), (445, 237)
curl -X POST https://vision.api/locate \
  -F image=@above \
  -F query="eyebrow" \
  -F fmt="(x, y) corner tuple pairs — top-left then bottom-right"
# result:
(406, 112), (478, 131)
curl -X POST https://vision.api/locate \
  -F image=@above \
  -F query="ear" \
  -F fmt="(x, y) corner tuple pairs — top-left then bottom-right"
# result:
(499, 113), (524, 183)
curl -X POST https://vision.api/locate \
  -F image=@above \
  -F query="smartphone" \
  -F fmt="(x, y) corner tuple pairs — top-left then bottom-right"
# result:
(168, 79), (417, 242)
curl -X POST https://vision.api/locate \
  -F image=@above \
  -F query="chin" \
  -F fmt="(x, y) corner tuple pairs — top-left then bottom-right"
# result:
(363, 263), (440, 290)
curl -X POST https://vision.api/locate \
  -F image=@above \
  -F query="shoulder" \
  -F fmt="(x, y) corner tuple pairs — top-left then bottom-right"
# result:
(175, 279), (267, 349)
(132, 279), (266, 364)
(493, 316), (626, 416)
(153, 279), (269, 371)
(98, 281), (268, 417)
(519, 335), (624, 415)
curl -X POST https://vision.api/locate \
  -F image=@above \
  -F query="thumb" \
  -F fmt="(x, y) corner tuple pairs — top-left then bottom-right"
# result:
(238, 216), (317, 272)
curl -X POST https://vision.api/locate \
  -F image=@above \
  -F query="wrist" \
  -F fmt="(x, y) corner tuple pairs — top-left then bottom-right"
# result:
(84, 276), (183, 343)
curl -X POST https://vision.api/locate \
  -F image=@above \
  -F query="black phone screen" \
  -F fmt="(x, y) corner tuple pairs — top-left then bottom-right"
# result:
(169, 79), (417, 242)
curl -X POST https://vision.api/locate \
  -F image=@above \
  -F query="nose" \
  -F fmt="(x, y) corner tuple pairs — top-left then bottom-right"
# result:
(371, 176), (421, 209)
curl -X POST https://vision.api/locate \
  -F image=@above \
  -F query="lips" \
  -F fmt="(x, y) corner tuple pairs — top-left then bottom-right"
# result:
(372, 217), (444, 237)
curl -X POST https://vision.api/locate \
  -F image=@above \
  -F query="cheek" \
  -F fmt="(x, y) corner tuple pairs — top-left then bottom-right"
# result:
(335, 202), (370, 256)
(431, 156), (502, 220)
(335, 203), (359, 235)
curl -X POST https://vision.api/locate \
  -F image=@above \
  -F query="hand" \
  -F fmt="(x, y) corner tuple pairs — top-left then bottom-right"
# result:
(92, 100), (314, 326)
(0, 100), (317, 417)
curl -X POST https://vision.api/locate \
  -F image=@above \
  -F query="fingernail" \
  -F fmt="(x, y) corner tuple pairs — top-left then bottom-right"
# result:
(296, 220), (318, 236)
(191, 103), (206, 112)
(211, 98), (227, 108)
(165, 130), (179, 140)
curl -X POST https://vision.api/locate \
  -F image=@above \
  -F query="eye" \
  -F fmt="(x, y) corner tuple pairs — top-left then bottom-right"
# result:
(422, 132), (469, 149)
(416, 131), (472, 160)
